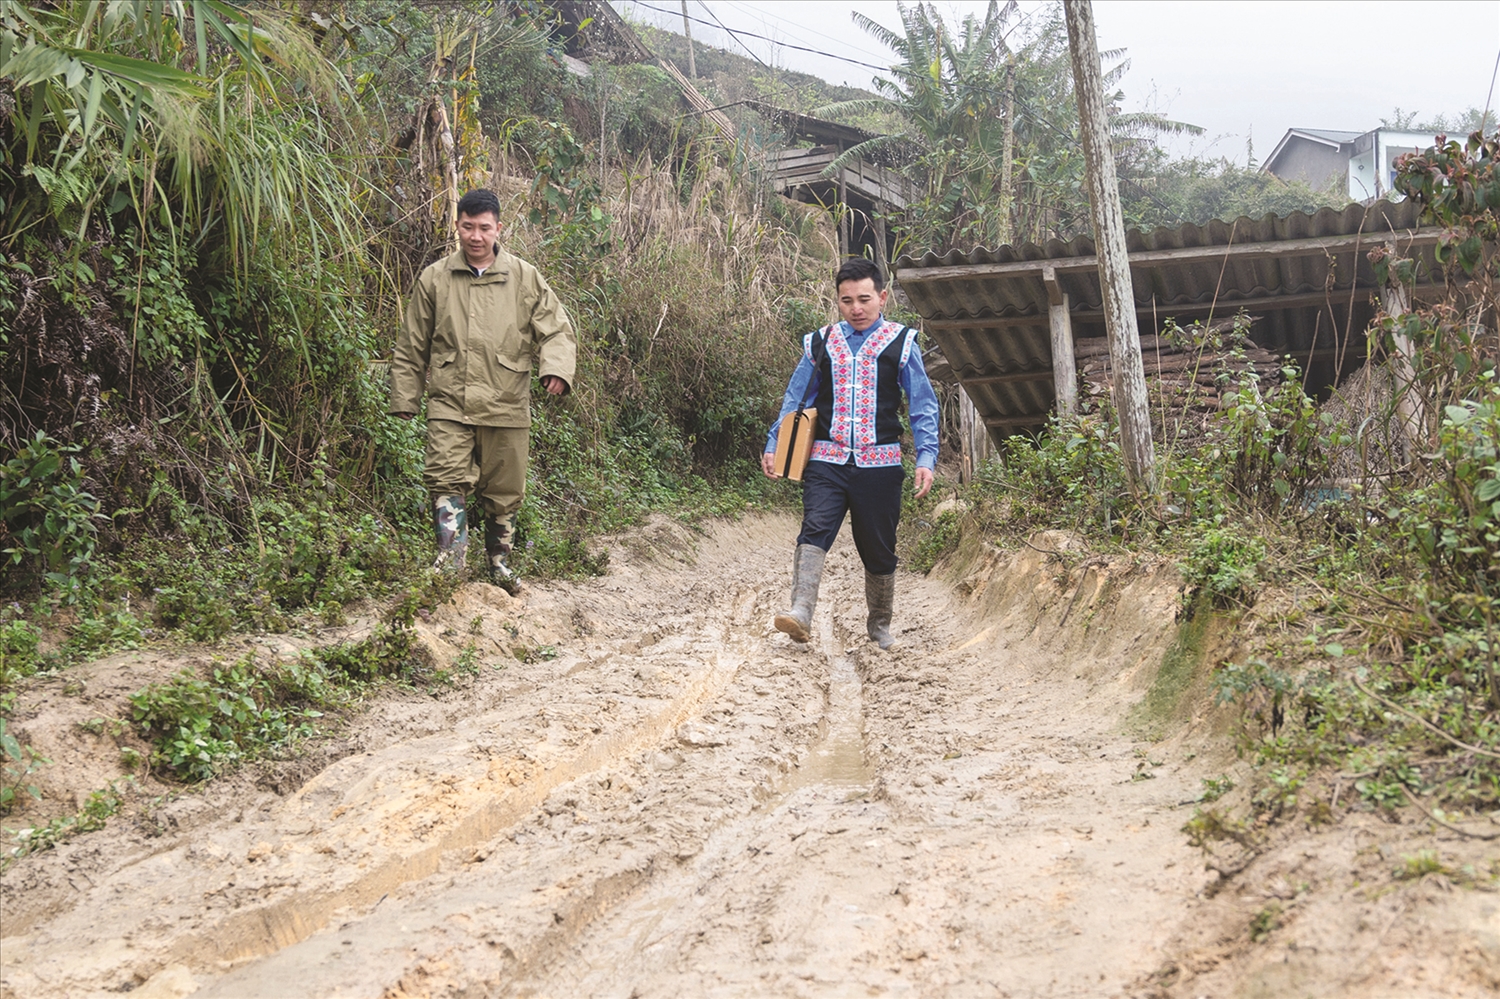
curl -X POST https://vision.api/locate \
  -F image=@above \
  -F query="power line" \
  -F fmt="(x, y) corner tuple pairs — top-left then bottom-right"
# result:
(627, 0), (894, 72)
(620, 0), (1181, 205)
(717, 0), (900, 76)
(695, 0), (771, 70)
(1482, 46), (1500, 135)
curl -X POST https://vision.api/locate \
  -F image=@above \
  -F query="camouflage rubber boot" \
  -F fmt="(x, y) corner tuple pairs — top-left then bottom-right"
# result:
(432, 494), (468, 576)
(865, 570), (897, 650)
(484, 515), (522, 595)
(773, 544), (825, 644)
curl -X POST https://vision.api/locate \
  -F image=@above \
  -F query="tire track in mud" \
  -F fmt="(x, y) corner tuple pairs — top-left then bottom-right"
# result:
(4, 516), (1232, 999)
(193, 585), (850, 998)
(0, 520), (811, 998)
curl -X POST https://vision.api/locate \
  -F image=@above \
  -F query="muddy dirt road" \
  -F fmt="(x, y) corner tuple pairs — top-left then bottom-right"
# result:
(2, 515), (1496, 998)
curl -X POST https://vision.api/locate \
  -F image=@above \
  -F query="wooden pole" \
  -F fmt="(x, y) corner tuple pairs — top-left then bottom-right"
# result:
(1381, 241), (1424, 462)
(1043, 265), (1077, 417)
(1000, 56), (1015, 246)
(1063, 0), (1154, 490)
(680, 1), (696, 79)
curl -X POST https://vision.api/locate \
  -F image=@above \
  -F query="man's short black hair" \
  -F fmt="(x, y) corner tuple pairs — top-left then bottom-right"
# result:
(456, 189), (502, 221)
(835, 257), (885, 291)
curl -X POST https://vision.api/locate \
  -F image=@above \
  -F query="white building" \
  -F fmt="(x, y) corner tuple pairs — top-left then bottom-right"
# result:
(1263, 127), (1440, 202)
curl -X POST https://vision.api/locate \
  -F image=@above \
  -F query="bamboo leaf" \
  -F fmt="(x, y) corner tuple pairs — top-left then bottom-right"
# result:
(191, 0), (208, 74)
(59, 46), (208, 92)
(80, 64), (104, 138)
(120, 84), (142, 158)
(24, 77), (48, 155)
(3, 42), (72, 85)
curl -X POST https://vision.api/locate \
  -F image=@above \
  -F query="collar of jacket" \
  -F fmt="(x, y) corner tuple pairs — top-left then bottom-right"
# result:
(838, 314), (889, 339)
(444, 243), (513, 280)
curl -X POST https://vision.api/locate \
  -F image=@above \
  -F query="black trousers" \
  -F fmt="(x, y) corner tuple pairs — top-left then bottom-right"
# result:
(796, 459), (904, 575)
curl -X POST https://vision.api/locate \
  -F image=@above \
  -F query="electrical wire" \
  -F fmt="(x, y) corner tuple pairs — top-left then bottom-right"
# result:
(696, 0), (772, 70)
(625, 0), (1089, 147)
(618, 0), (1182, 222)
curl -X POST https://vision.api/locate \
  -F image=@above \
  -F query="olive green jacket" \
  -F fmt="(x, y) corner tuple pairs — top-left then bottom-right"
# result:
(389, 244), (577, 427)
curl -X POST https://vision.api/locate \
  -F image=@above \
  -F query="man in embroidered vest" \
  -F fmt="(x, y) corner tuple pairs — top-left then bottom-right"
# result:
(761, 258), (939, 649)
(389, 189), (577, 593)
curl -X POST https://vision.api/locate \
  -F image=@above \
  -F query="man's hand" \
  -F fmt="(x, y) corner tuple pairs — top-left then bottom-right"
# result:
(914, 467), (934, 499)
(393, 412), (414, 421)
(541, 375), (567, 396)
(761, 451), (778, 478)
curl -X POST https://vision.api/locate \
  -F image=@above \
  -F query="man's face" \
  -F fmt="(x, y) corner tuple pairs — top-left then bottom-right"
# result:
(837, 277), (888, 330)
(457, 211), (500, 265)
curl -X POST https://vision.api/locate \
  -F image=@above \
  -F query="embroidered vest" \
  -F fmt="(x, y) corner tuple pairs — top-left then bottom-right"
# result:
(808, 320), (916, 468)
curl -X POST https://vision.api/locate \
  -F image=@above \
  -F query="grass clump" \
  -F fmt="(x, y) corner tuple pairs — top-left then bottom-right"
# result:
(128, 656), (336, 783)
(127, 577), (445, 783)
(5, 784), (124, 865)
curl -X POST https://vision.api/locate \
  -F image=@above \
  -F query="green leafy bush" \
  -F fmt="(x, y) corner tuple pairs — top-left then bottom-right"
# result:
(1180, 528), (1267, 608)
(980, 415), (1130, 536)
(0, 717), (47, 815)
(129, 657), (335, 783)
(0, 433), (101, 600)
(908, 509), (963, 574)
(0, 614), (41, 687)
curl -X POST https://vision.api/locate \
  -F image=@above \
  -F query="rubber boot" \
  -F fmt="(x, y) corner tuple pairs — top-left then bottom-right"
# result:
(432, 494), (468, 576)
(484, 515), (521, 596)
(773, 544), (825, 644)
(865, 570), (896, 650)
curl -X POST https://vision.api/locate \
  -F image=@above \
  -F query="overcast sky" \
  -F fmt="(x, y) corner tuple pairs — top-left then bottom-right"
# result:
(616, 0), (1500, 164)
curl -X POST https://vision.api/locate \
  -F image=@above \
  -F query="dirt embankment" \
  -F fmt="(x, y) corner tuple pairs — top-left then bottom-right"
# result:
(1, 514), (1495, 998)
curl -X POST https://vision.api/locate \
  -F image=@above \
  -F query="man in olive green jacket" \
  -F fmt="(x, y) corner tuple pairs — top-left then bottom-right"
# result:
(390, 189), (577, 592)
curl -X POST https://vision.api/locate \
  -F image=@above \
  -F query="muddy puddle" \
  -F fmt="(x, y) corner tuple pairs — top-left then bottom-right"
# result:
(774, 600), (873, 796)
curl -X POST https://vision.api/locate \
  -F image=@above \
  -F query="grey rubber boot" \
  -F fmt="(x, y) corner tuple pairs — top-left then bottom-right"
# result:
(865, 570), (897, 649)
(484, 515), (522, 596)
(432, 494), (468, 576)
(773, 544), (826, 644)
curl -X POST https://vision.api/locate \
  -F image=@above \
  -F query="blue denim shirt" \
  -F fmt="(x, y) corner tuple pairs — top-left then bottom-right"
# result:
(765, 316), (940, 470)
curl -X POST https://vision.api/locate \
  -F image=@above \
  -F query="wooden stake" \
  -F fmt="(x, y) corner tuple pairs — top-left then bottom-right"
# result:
(1063, 0), (1155, 490)
(1001, 56), (1015, 246)
(681, 1), (696, 79)
(1043, 265), (1077, 417)
(1382, 240), (1425, 462)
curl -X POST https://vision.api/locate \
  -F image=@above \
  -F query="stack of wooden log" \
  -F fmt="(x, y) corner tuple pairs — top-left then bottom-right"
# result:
(1077, 317), (1282, 420)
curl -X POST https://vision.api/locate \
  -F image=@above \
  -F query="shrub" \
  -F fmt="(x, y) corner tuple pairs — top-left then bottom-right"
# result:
(0, 433), (101, 601)
(1180, 527), (1267, 609)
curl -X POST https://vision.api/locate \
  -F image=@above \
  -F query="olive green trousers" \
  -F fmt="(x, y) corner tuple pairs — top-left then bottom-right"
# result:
(423, 419), (529, 534)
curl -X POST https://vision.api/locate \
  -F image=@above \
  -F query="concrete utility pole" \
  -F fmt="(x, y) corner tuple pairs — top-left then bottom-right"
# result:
(681, 1), (696, 79)
(1063, 0), (1155, 491)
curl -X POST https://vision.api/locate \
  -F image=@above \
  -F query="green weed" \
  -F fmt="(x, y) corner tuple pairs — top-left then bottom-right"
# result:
(1394, 849), (1449, 880)
(128, 656), (335, 783)
(0, 614), (41, 688)
(1197, 775), (1236, 803)
(0, 718), (48, 815)
(1182, 806), (1256, 851)
(908, 510), (963, 575)
(5, 784), (124, 864)
(1249, 903), (1282, 942)
(1179, 528), (1266, 609)
(0, 433), (101, 602)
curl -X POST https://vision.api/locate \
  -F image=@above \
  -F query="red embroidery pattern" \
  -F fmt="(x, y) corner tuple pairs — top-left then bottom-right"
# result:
(812, 321), (905, 468)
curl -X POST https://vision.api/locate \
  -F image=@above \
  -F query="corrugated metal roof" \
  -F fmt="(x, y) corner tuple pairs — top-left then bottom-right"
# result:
(1291, 128), (1363, 145)
(895, 201), (1445, 438)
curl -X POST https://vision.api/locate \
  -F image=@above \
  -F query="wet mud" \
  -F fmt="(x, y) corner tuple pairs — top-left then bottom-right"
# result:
(1, 515), (1495, 998)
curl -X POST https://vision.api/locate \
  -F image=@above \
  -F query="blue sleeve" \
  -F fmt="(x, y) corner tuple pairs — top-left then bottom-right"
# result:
(767, 351), (818, 454)
(900, 334), (941, 471)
